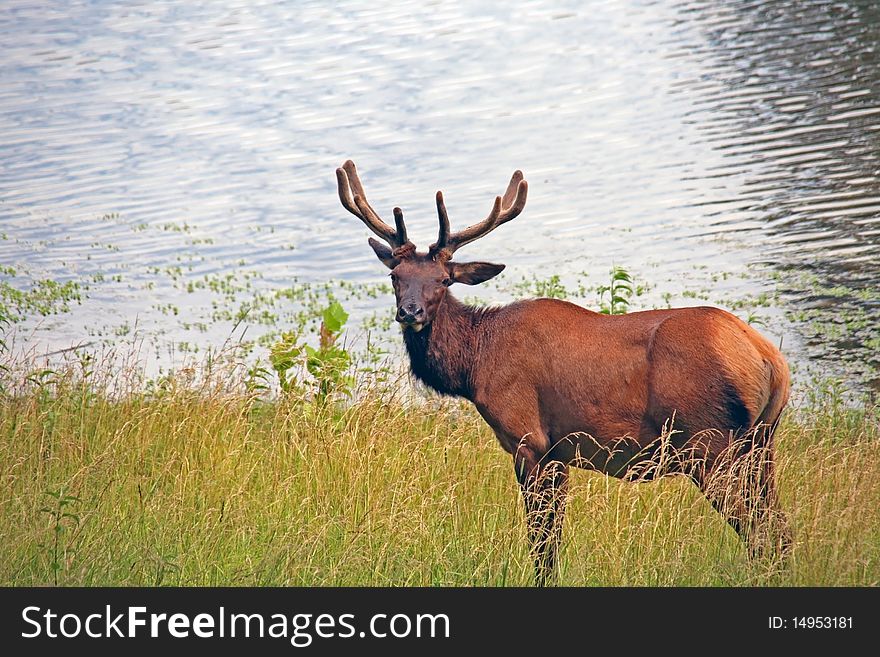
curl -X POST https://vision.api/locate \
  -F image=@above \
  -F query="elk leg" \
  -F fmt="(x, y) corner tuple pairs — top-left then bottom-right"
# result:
(515, 447), (569, 586)
(699, 441), (791, 560)
(758, 453), (792, 557)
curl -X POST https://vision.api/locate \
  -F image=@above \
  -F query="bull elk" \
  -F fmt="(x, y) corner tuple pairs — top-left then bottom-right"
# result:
(336, 159), (792, 585)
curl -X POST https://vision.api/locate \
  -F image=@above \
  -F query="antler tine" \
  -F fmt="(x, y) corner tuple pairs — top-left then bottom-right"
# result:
(335, 167), (361, 217)
(436, 171), (528, 255)
(392, 206), (408, 245)
(501, 170), (524, 209)
(432, 190), (451, 253)
(336, 160), (405, 247)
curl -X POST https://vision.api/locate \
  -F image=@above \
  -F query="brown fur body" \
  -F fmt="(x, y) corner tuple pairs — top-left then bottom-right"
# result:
(405, 295), (789, 478)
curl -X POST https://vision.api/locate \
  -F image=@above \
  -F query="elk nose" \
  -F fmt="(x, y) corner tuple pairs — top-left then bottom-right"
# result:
(397, 303), (425, 324)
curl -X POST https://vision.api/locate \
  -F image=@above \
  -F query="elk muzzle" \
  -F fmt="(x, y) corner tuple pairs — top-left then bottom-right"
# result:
(396, 302), (426, 330)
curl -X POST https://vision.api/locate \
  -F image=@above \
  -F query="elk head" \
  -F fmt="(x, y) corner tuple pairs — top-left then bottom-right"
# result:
(336, 160), (528, 331)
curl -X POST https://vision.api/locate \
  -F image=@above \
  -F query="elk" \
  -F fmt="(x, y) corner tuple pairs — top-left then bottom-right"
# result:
(336, 159), (792, 585)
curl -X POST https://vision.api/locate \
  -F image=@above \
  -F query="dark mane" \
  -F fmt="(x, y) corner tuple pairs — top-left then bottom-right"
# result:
(402, 295), (498, 399)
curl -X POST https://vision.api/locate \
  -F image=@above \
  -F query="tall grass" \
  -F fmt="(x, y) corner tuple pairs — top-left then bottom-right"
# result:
(0, 355), (877, 586)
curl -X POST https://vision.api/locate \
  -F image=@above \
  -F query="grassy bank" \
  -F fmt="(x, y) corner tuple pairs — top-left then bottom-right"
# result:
(0, 359), (878, 586)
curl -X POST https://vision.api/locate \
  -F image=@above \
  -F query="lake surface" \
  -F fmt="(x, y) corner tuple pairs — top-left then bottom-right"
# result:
(1, 0), (878, 395)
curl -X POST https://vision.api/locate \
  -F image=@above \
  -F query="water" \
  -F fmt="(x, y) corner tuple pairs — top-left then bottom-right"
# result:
(1, 0), (878, 394)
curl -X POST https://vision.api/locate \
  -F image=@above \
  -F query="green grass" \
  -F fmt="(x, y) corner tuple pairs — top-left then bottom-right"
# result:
(0, 359), (878, 586)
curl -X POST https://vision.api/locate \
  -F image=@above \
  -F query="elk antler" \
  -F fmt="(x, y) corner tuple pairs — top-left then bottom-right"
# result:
(336, 160), (409, 248)
(430, 170), (528, 258)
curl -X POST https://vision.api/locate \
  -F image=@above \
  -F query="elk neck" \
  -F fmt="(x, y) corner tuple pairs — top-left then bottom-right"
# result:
(401, 293), (494, 400)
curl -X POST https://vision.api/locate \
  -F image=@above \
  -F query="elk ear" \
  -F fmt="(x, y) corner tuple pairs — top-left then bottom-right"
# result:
(368, 237), (398, 269)
(448, 261), (505, 285)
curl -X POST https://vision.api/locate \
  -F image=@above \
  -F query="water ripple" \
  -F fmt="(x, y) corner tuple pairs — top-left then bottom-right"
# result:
(0, 0), (878, 391)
